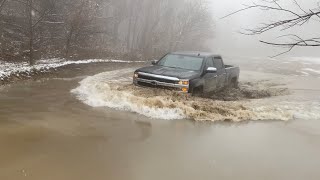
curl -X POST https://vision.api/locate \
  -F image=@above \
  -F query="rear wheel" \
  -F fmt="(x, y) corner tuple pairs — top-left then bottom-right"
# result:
(231, 78), (239, 89)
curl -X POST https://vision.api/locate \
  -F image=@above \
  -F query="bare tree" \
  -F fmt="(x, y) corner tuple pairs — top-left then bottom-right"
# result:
(174, 0), (214, 50)
(0, 0), (54, 64)
(27, 0), (55, 65)
(1, 0), (215, 62)
(0, 0), (6, 13)
(223, 0), (320, 57)
(63, 0), (100, 59)
(27, 0), (34, 65)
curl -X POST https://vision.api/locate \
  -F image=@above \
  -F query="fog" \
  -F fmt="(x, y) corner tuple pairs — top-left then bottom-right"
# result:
(208, 0), (320, 58)
(0, 0), (319, 65)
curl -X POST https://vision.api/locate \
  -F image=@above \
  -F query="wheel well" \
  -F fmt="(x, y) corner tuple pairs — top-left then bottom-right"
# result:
(192, 85), (203, 95)
(231, 77), (239, 88)
(231, 77), (238, 82)
(193, 85), (203, 92)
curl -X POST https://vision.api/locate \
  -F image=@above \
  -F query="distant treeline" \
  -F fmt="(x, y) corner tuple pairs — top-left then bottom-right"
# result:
(0, 0), (214, 64)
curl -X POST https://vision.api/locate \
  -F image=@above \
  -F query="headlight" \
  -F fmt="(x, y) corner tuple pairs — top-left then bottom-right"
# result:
(181, 87), (189, 92)
(179, 80), (189, 85)
(134, 73), (139, 78)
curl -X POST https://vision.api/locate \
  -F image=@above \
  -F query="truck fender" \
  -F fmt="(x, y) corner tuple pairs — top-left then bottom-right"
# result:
(190, 78), (204, 93)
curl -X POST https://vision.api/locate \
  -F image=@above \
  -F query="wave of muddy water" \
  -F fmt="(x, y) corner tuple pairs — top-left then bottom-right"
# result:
(71, 68), (320, 122)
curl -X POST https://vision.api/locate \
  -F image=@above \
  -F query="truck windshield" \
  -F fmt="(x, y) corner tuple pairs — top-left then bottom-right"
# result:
(157, 54), (204, 71)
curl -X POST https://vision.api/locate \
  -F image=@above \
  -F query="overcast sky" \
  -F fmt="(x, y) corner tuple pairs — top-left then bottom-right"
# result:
(207, 0), (320, 58)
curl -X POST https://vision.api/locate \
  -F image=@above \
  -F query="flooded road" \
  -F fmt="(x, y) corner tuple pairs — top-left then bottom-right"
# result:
(1, 59), (320, 180)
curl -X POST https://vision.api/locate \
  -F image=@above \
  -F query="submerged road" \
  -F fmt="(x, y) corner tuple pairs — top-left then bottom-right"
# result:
(0, 60), (320, 180)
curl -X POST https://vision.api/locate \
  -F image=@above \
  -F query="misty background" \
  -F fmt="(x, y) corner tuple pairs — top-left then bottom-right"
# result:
(209, 0), (320, 58)
(0, 0), (319, 65)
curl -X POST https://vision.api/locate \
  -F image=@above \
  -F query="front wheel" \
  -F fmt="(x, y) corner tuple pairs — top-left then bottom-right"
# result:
(192, 86), (203, 97)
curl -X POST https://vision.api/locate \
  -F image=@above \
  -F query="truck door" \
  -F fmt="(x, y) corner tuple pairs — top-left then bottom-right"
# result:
(203, 57), (217, 92)
(213, 57), (227, 89)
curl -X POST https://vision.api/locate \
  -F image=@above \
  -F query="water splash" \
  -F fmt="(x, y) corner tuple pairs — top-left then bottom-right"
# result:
(71, 68), (320, 122)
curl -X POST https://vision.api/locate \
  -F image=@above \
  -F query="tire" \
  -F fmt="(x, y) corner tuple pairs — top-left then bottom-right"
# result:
(192, 86), (203, 97)
(231, 78), (239, 89)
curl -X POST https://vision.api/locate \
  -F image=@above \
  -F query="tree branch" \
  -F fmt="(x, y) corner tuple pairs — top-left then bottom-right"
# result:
(260, 37), (320, 57)
(32, 8), (53, 28)
(223, 0), (320, 56)
(222, 3), (302, 19)
(0, 0), (6, 11)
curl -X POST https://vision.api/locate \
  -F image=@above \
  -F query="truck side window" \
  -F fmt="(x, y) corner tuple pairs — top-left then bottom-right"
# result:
(206, 58), (214, 68)
(213, 58), (223, 69)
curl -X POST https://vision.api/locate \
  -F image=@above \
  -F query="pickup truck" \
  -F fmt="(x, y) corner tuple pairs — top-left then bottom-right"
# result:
(133, 52), (240, 95)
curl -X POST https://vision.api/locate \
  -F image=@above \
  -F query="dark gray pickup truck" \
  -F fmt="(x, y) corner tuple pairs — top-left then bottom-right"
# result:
(133, 52), (240, 95)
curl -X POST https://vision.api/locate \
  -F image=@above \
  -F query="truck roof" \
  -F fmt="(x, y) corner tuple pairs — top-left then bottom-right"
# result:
(171, 51), (221, 59)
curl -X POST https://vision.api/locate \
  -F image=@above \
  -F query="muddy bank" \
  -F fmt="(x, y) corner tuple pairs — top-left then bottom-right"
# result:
(0, 61), (146, 86)
(0, 67), (57, 86)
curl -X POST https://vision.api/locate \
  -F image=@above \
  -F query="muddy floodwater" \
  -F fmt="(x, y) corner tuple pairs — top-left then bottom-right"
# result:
(1, 59), (320, 180)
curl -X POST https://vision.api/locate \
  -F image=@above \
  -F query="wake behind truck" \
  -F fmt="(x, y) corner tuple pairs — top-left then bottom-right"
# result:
(133, 51), (240, 95)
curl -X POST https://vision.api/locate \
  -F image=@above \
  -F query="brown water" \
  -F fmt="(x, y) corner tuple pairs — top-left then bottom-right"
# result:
(1, 60), (320, 180)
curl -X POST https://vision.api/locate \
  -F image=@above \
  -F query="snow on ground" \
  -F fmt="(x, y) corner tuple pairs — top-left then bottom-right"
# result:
(302, 68), (320, 75)
(289, 57), (320, 64)
(0, 59), (144, 81)
(280, 57), (320, 77)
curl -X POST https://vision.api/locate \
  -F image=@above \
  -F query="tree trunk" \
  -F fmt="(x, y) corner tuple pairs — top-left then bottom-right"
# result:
(28, 0), (34, 66)
(0, 0), (7, 13)
(126, 2), (133, 53)
(65, 27), (74, 59)
(127, 18), (132, 53)
(131, 15), (138, 52)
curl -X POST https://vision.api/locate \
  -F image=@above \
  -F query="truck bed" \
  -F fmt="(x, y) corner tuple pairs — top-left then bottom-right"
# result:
(225, 65), (236, 69)
(225, 65), (240, 86)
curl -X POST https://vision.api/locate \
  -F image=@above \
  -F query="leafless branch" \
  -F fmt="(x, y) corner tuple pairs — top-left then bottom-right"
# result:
(270, 0), (282, 9)
(223, 0), (320, 56)
(0, 0), (6, 10)
(11, 0), (42, 14)
(310, 9), (320, 20)
(32, 8), (53, 28)
(222, 3), (302, 19)
(260, 37), (320, 57)
(293, 0), (307, 13)
(224, 0), (320, 34)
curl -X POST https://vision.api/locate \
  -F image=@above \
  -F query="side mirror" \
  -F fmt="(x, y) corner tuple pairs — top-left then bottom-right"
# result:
(151, 60), (157, 65)
(206, 67), (217, 73)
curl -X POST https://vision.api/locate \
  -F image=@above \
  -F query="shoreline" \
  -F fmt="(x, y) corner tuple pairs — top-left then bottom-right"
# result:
(0, 59), (146, 86)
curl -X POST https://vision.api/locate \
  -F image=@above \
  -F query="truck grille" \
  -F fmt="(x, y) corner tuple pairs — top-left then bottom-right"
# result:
(138, 74), (178, 84)
(137, 81), (177, 90)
